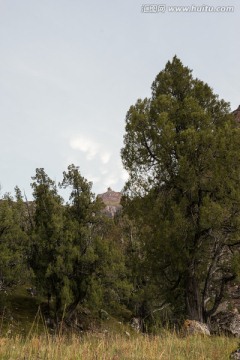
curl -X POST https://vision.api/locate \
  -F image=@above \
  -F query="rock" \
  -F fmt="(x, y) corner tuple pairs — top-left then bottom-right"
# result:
(211, 311), (240, 337)
(125, 331), (130, 337)
(230, 349), (240, 359)
(98, 188), (122, 218)
(130, 317), (141, 332)
(182, 319), (210, 336)
(230, 313), (240, 337)
(233, 105), (240, 123)
(99, 309), (109, 320)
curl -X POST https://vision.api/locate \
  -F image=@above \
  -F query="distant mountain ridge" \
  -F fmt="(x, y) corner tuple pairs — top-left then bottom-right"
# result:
(98, 187), (122, 218)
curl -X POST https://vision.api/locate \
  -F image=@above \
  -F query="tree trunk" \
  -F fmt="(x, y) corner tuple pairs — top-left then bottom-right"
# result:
(185, 272), (203, 322)
(66, 298), (81, 320)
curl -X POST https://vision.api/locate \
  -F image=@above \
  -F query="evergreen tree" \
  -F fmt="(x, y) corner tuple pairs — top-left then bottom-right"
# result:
(30, 165), (133, 322)
(121, 56), (240, 322)
(0, 190), (29, 292)
(30, 168), (65, 313)
(57, 164), (103, 318)
(90, 213), (133, 319)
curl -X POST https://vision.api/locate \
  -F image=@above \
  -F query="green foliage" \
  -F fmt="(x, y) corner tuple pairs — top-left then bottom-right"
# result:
(27, 164), (133, 322)
(1, 56), (240, 332)
(0, 191), (29, 292)
(121, 56), (240, 322)
(29, 168), (65, 310)
(83, 214), (133, 319)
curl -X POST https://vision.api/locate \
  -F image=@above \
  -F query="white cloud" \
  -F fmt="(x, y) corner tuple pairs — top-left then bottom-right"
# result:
(100, 151), (111, 164)
(70, 136), (99, 160)
(69, 136), (112, 164)
(68, 135), (128, 193)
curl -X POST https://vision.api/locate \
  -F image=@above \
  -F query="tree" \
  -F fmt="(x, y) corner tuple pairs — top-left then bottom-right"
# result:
(0, 190), (29, 292)
(30, 168), (65, 313)
(92, 212), (134, 319)
(58, 164), (102, 318)
(121, 56), (240, 323)
(30, 165), (134, 323)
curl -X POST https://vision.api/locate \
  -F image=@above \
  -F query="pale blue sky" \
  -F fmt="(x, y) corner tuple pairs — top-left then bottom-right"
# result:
(0, 0), (239, 198)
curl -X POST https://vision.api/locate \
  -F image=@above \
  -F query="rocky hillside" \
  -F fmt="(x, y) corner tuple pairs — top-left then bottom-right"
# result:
(233, 105), (240, 122)
(98, 187), (122, 218)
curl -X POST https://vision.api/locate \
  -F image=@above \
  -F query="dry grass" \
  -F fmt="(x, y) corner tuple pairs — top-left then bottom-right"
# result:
(0, 332), (238, 360)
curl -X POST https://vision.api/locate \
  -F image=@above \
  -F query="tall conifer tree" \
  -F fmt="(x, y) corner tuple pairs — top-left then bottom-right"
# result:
(121, 56), (240, 322)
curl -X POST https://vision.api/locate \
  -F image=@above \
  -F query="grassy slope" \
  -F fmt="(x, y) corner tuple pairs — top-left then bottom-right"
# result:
(0, 286), (44, 337)
(0, 333), (238, 360)
(0, 288), (239, 359)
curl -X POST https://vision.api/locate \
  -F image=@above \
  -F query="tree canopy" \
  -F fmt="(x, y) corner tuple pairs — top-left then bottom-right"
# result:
(1, 57), (240, 332)
(121, 56), (240, 322)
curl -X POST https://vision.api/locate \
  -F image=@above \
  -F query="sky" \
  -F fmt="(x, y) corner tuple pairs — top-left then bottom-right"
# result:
(0, 0), (239, 199)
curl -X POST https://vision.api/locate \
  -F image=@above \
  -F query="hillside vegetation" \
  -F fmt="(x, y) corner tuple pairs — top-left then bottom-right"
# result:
(1, 58), (240, 352)
(0, 333), (238, 360)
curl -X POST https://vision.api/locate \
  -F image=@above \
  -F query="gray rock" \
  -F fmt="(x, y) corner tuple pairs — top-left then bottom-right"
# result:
(182, 319), (210, 336)
(130, 317), (141, 332)
(230, 349), (240, 359)
(211, 311), (240, 337)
